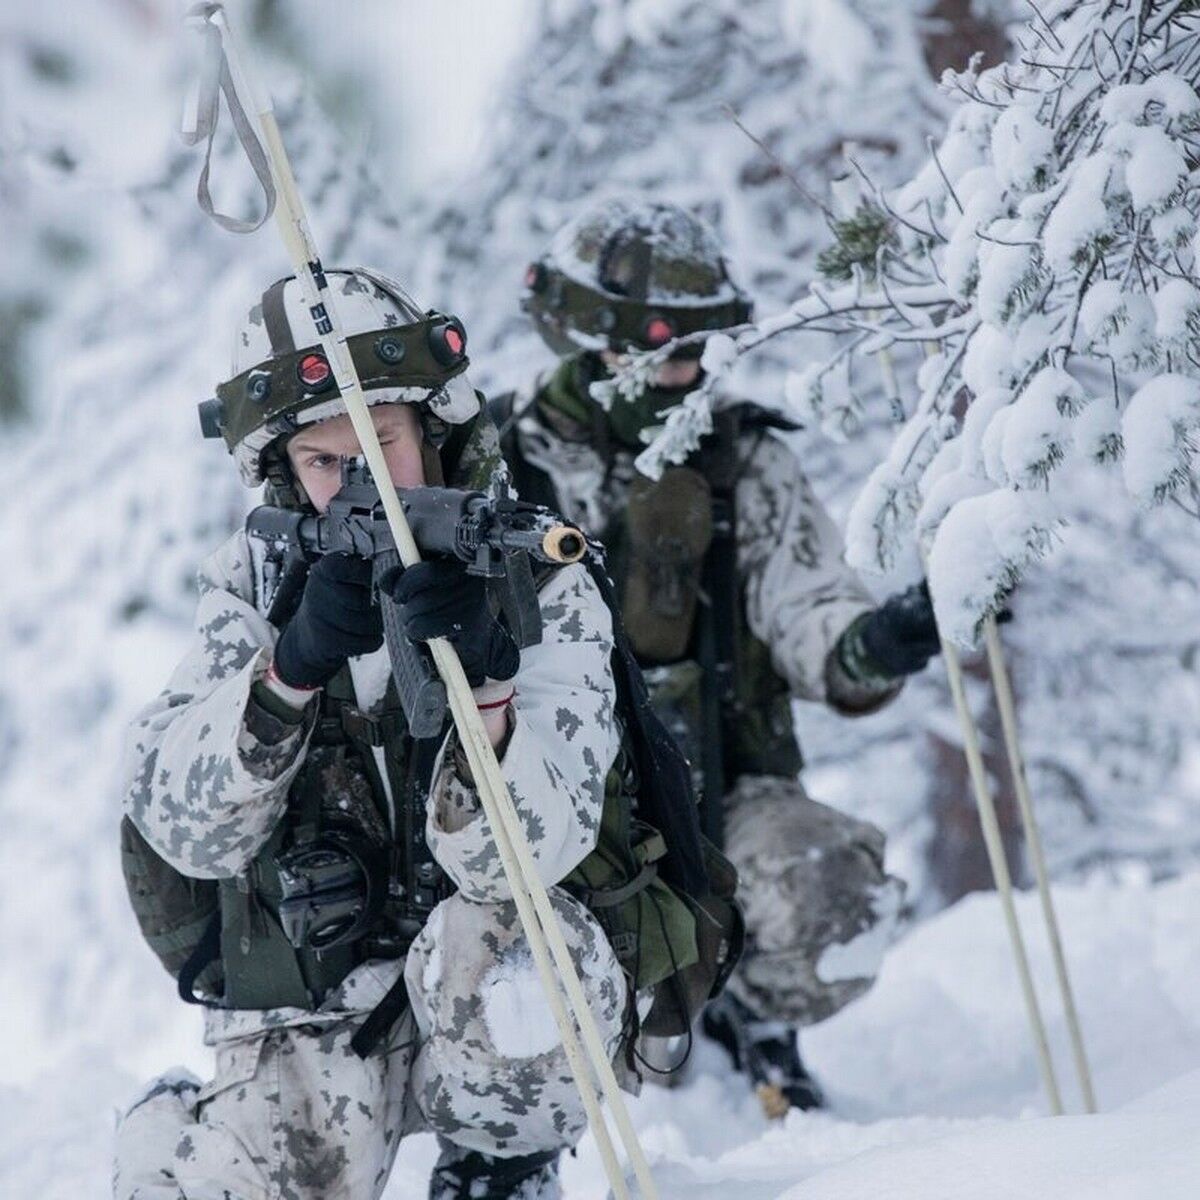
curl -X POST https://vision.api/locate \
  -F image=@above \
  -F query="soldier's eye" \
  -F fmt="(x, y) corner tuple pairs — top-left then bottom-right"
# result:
(309, 454), (339, 470)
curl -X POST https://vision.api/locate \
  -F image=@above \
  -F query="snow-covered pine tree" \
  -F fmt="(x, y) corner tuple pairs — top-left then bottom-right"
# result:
(821, 0), (1200, 883)
(394, 0), (996, 393)
(387, 0), (1039, 906)
(647, 0), (1200, 641)
(621, 0), (1200, 888)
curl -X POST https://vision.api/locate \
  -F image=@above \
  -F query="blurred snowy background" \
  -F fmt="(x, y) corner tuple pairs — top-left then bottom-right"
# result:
(1, 2), (1198, 1197)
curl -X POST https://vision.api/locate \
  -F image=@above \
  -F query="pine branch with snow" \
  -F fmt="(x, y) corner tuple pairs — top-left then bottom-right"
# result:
(624, 0), (1200, 643)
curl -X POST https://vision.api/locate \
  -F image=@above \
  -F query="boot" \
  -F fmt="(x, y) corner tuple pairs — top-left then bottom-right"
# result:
(428, 1138), (562, 1200)
(701, 991), (824, 1118)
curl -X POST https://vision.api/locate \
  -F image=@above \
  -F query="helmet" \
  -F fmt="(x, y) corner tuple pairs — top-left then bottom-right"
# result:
(200, 267), (480, 486)
(521, 198), (752, 356)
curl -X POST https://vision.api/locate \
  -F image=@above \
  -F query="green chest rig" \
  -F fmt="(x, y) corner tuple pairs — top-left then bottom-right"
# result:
(119, 657), (446, 1055)
(214, 666), (444, 1015)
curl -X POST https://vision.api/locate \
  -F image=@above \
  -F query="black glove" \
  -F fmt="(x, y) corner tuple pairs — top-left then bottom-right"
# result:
(273, 554), (383, 688)
(857, 581), (942, 678)
(383, 559), (519, 688)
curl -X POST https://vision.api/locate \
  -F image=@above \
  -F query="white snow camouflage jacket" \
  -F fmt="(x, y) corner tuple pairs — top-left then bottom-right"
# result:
(123, 529), (619, 1035)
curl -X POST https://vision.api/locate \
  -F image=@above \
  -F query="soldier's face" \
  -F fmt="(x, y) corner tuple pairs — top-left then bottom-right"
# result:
(285, 402), (426, 512)
(599, 349), (702, 390)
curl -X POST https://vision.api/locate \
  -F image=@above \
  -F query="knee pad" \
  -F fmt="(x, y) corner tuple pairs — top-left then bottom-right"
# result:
(405, 889), (625, 1156)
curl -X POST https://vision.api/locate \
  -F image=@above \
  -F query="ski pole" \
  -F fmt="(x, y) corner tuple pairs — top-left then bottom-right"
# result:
(865, 312), (1065, 1111)
(983, 617), (1097, 1112)
(183, 6), (657, 1196)
(909, 334), (1091, 1113)
(934, 621), (1065, 1114)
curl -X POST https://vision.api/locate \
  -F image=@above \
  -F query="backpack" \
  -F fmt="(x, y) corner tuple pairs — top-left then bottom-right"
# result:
(120, 816), (223, 999)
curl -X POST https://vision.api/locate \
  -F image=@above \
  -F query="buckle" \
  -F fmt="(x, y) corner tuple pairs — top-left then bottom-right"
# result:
(339, 705), (406, 747)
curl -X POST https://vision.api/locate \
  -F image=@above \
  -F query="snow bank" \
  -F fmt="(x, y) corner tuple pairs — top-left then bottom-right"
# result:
(779, 1075), (1200, 1200)
(6, 851), (1199, 1199)
(550, 871), (1200, 1198)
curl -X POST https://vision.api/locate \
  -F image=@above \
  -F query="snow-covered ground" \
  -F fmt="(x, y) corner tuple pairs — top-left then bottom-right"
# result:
(4, 868), (1198, 1198)
(3, 4), (1198, 1198)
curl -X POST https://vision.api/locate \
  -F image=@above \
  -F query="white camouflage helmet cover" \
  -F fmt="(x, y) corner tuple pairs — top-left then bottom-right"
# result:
(229, 268), (479, 485)
(522, 197), (752, 354)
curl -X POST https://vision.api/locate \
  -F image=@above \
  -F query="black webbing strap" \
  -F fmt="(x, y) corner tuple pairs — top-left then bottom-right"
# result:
(695, 408), (742, 847)
(261, 277), (296, 357)
(587, 560), (710, 897)
(350, 704), (437, 1059)
(351, 967), (411, 1058)
(177, 911), (222, 1006)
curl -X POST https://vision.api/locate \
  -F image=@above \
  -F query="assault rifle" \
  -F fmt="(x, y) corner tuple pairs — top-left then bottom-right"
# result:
(246, 459), (587, 738)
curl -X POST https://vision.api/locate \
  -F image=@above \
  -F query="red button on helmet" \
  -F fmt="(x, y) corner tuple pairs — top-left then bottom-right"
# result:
(297, 353), (333, 390)
(644, 316), (675, 347)
(429, 318), (468, 366)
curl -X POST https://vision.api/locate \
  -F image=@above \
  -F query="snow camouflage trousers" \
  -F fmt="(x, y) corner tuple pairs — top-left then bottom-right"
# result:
(113, 890), (625, 1200)
(722, 775), (905, 1026)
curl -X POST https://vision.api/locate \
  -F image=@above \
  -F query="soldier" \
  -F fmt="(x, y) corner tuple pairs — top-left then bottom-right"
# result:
(501, 199), (942, 1115)
(113, 269), (628, 1200)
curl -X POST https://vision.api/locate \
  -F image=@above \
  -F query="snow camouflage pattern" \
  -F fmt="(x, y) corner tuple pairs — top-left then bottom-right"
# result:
(514, 388), (905, 1024)
(228, 270), (481, 487)
(116, 530), (625, 1197)
(722, 776), (904, 1024)
(405, 888), (624, 1157)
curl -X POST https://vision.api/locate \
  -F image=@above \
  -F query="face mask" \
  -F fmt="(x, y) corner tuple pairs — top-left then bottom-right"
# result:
(582, 352), (704, 449)
(608, 381), (697, 447)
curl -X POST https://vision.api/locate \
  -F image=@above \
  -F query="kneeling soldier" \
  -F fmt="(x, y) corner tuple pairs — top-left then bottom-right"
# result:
(114, 269), (627, 1200)
(503, 200), (942, 1115)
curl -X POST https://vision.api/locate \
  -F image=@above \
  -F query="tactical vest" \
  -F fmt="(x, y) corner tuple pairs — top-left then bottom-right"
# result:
(494, 387), (803, 839)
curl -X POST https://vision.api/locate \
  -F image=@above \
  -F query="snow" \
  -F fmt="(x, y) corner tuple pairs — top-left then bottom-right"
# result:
(778, 1085), (1199, 1200)
(1042, 154), (1118, 271)
(961, 324), (1017, 394)
(1099, 74), (1200, 128)
(927, 490), (1058, 646)
(9, 866), (1199, 1199)
(989, 105), (1053, 193)
(482, 951), (562, 1060)
(778, 0), (875, 87)
(976, 221), (1043, 328)
(1152, 279), (1200, 346)
(815, 882), (902, 985)
(633, 388), (716, 480)
(5, 2), (1200, 1196)
(1120, 374), (1200, 505)
(1104, 123), (1186, 213)
(1079, 280), (1157, 367)
(943, 169), (1005, 301)
(1000, 366), (1088, 488)
(1070, 396), (1123, 467)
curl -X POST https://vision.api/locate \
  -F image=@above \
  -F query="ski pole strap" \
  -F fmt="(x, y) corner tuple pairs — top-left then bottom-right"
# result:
(182, 3), (276, 234)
